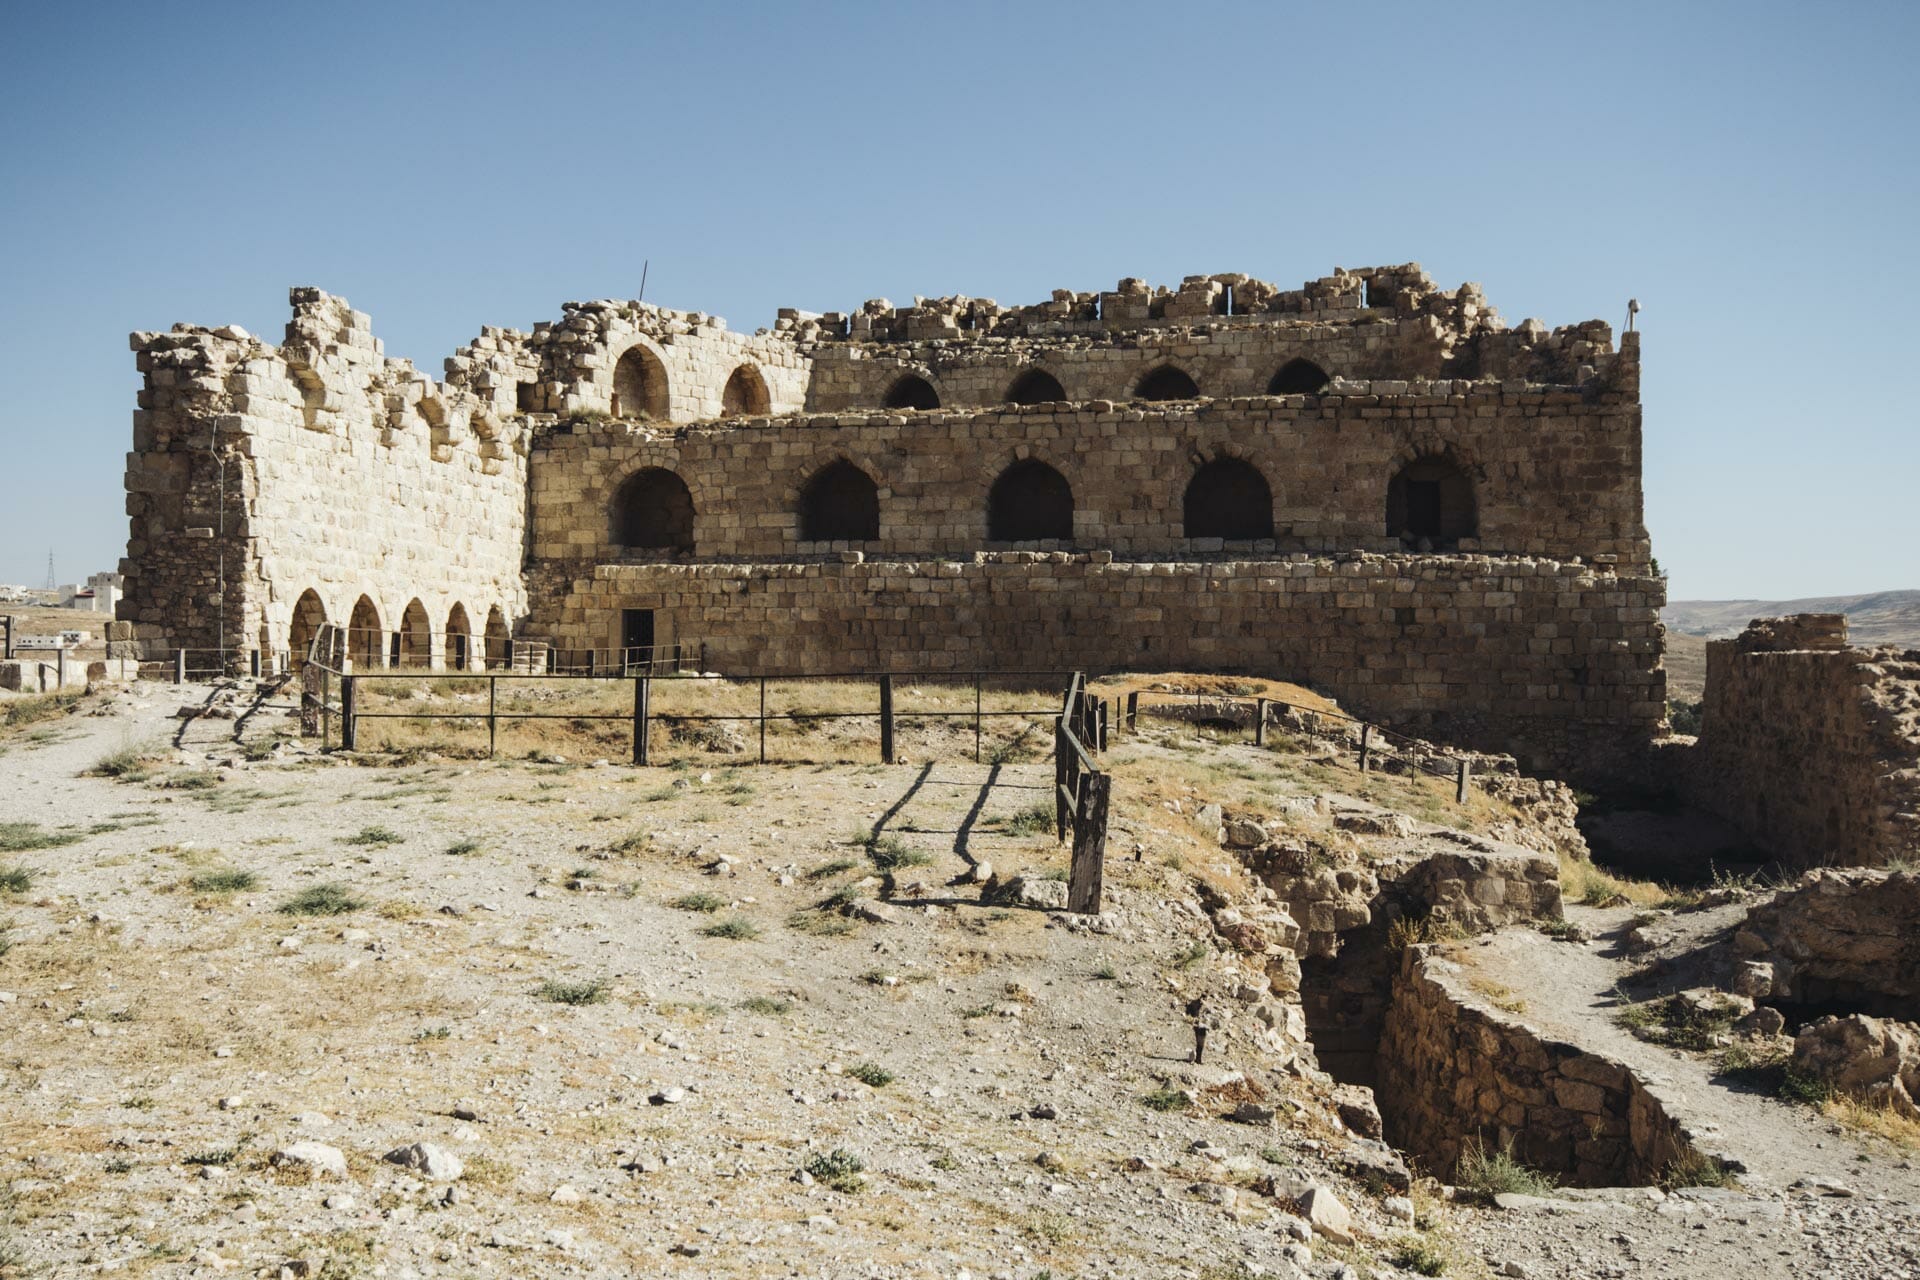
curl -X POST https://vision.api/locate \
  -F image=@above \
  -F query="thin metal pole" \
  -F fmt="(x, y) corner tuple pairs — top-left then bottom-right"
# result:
(634, 675), (650, 766)
(1255, 698), (1269, 747)
(759, 676), (767, 765)
(174, 648), (186, 684)
(879, 674), (895, 765)
(974, 675), (983, 764)
(488, 676), (497, 758)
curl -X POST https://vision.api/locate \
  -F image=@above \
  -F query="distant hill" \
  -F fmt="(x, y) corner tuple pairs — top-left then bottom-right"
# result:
(1663, 589), (1920, 648)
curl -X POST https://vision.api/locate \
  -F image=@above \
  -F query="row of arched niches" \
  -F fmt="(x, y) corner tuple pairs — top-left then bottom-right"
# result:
(606, 450), (1477, 553)
(877, 358), (1329, 412)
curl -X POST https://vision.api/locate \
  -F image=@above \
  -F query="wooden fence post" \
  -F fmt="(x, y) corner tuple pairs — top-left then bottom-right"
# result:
(1358, 723), (1372, 773)
(1456, 758), (1471, 804)
(341, 676), (358, 751)
(1097, 698), (1109, 753)
(1068, 772), (1110, 914)
(2, 615), (12, 659)
(879, 674), (895, 765)
(633, 675), (651, 766)
(1125, 690), (1139, 731)
(1255, 698), (1269, 747)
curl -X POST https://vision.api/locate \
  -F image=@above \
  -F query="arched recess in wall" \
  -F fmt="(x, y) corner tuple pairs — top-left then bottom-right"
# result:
(1183, 457), (1275, 540)
(348, 596), (383, 669)
(288, 589), (327, 668)
(445, 602), (473, 671)
(1386, 450), (1478, 549)
(721, 364), (771, 417)
(882, 373), (940, 410)
(611, 344), (670, 420)
(484, 606), (511, 671)
(399, 599), (433, 667)
(798, 459), (880, 543)
(1268, 358), (1331, 395)
(1005, 368), (1066, 406)
(1135, 364), (1199, 401)
(987, 458), (1074, 543)
(610, 467), (696, 552)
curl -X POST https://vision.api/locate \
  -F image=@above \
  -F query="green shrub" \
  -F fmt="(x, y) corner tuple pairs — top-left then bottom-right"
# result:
(672, 892), (726, 913)
(738, 996), (793, 1016)
(277, 883), (365, 916)
(536, 978), (609, 1006)
(444, 839), (480, 856)
(805, 1147), (865, 1193)
(189, 869), (258, 894)
(864, 835), (930, 872)
(0, 865), (34, 894)
(342, 826), (403, 847)
(1454, 1136), (1558, 1199)
(846, 1061), (894, 1087)
(0, 822), (78, 853)
(1142, 1086), (1191, 1113)
(1003, 801), (1055, 837)
(700, 917), (760, 941)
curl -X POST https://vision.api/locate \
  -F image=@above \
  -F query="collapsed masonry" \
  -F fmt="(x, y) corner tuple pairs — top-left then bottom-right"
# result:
(117, 265), (1664, 780)
(1684, 614), (1920, 869)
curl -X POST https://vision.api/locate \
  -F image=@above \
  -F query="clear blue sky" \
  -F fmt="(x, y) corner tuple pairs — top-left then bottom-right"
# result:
(1, 1), (1913, 601)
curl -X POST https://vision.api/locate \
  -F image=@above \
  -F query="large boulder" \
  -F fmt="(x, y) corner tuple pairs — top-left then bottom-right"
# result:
(1791, 1014), (1920, 1120)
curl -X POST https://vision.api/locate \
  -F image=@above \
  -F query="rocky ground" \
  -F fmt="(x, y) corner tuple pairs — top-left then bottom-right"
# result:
(0, 677), (1915, 1280)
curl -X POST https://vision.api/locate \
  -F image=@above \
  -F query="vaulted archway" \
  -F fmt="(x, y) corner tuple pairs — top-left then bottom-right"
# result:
(882, 374), (940, 411)
(798, 459), (880, 543)
(1387, 451), (1478, 548)
(611, 344), (669, 420)
(1268, 358), (1331, 395)
(445, 602), (473, 671)
(1135, 365), (1199, 401)
(1184, 457), (1274, 540)
(399, 598), (432, 667)
(611, 467), (695, 552)
(988, 459), (1073, 543)
(288, 589), (327, 668)
(348, 595), (383, 669)
(721, 364), (770, 417)
(1005, 368), (1066, 406)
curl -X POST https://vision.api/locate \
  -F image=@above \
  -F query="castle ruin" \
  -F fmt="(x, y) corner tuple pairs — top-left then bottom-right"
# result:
(117, 265), (1665, 777)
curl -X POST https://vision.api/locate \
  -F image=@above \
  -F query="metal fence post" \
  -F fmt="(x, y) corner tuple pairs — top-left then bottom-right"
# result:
(56, 647), (67, 689)
(974, 674), (983, 764)
(174, 648), (186, 684)
(487, 676), (497, 758)
(341, 676), (358, 751)
(1358, 723), (1372, 773)
(759, 676), (768, 765)
(1255, 698), (1269, 747)
(1456, 758), (1471, 804)
(633, 675), (650, 766)
(879, 674), (895, 765)
(2, 615), (12, 660)
(249, 648), (262, 679)
(1054, 719), (1070, 842)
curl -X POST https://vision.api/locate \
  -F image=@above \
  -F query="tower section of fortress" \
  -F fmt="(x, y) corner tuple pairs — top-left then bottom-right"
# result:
(120, 265), (1665, 776)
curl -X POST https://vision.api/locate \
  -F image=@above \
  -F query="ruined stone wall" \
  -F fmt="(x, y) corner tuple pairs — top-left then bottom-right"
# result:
(527, 386), (1649, 565)
(536, 555), (1664, 776)
(1692, 615), (1920, 868)
(1378, 948), (1714, 1186)
(783, 264), (1624, 411)
(119, 291), (530, 660)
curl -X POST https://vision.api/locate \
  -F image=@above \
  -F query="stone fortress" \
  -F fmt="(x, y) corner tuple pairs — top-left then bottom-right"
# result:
(118, 264), (1667, 777)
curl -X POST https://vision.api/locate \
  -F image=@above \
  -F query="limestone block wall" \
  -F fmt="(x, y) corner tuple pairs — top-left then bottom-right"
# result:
(527, 388), (1649, 566)
(1378, 948), (1715, 1186)
(532, 554), (1665, 777)
(1692, 615), (1920, 868)
(120, 290), (529, 660)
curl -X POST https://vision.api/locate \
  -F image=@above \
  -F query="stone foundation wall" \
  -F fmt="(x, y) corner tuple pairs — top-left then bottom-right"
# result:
(1737, 869), (1920, 1017)
(1378, 948), (1713, 1186)
(534, 554), (1663, 777)
(1692, 615), (1920, 868)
